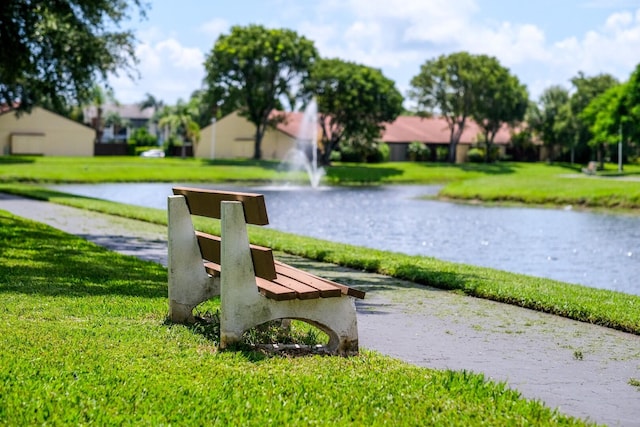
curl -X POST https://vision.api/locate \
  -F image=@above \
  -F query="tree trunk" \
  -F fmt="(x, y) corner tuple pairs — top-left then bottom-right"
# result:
(253, 126), (263, 160)
(448, 142), (457, 163)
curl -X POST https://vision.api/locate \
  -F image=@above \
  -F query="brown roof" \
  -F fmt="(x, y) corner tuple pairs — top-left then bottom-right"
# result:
(269, 110), (513, 145)
(382, 115), (513, 145)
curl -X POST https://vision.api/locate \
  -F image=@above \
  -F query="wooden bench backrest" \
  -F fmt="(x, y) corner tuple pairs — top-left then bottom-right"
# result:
(173, 186), (276, 280)
(173, 186), (269, 225)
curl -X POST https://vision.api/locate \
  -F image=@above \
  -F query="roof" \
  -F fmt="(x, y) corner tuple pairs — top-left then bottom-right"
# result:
(267, 111), (514, 145)
(381, 115), (513, 145)
(83, 104), (155, 121)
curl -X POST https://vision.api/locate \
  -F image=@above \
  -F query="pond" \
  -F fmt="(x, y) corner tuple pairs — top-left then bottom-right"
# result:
(49, 183), (640, 296)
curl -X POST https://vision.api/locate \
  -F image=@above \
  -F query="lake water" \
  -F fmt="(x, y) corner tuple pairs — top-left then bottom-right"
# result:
(49, 183), (640, 296)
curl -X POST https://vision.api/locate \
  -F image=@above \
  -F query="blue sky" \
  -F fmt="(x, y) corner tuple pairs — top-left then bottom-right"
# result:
(110, 0), (640, 107)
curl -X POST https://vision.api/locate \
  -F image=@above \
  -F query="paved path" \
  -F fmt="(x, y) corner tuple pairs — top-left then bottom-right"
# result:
(1, 193), (639, 426)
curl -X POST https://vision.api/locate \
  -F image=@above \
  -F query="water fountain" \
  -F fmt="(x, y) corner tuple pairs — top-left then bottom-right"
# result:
(281, 98), (325, 188)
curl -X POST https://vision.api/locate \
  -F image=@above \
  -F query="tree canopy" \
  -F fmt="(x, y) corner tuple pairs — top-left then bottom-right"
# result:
(528, 86), (573, 162)
(304, 58), (404, 165)
(203, 24), (318, 159)
(470, 57), (528, 162)
(0, 0), (145, 113)
(409, 52), (521, 163)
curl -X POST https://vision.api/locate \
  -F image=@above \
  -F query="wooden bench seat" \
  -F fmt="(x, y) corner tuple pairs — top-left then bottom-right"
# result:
(167, 186), (365, 355)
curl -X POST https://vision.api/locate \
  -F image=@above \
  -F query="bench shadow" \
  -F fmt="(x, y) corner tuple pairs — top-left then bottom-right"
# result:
(279, 256), (474, 316)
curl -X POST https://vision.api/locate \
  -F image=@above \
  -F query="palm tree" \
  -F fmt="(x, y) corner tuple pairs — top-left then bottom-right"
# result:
(89, 85), (117, 143)
(139, 93), (165, 142)
(104, 111), (129, 142)
(158, 99), (201, 157)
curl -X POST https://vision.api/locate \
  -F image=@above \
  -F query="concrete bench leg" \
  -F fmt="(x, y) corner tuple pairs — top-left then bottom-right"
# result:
(167, 195), (220, 323)
(219, 201), (359, 355)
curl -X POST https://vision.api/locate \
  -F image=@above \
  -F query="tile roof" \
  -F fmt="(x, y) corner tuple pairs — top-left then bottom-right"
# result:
(271, 110), (514, 145)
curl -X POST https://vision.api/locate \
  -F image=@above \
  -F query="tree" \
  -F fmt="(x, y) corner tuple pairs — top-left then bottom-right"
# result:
(580, 84), (627, 167)
(304, 58), (404, 165)
(569, 72), (619, 163)
(528, 86), (573, 162)
(203, 24), (318, 159)
(104, 111), (128, 142)
(471, 58), (528, 162)
(0, 0), (146, 113)
(138, 93), (165, 143)
(409, 52), (487, 163)
(158, 100), (201, 158)
(88, 84), (117, 143)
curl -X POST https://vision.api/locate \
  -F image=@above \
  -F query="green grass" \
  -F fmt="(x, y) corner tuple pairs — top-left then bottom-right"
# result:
(0, 212), (590, 425)
(2, 156), (639, 211)
(439, 162), (640, 210)
(0, 155), (501, 185)
(2, 183), (639, 337)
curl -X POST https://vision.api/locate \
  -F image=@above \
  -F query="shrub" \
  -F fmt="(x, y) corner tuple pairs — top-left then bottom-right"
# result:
(467, 148), (485, 163)
(129, 127), (158, 147)
(367, 142), (390, 163)
(408, 141), (429, 161)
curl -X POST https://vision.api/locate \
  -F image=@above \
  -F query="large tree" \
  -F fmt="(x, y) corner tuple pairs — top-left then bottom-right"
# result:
(304, 58), (404, 165)
(0, 0), (145, 113)
(203, 25), (317, 160)
(409, 52), (489, 163)
(471, 57), (528, 162)
(569, 72), (619, 163)
(528, 86), (573, 162)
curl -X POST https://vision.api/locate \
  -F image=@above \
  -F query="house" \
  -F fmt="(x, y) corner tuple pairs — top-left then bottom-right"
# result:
(197, 111), (298, 160)
(196, 110), (516, 163)
(382, 116), (513, 162)
(0, 107), (94, 156)
(83, 104), (156, 143)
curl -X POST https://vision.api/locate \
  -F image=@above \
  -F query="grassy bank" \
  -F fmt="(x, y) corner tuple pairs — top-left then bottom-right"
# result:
(2, 183), (639, 336)
(0, 212), (588, 425)
(439, 162), (640, 210)
(1, 156), (639, 211)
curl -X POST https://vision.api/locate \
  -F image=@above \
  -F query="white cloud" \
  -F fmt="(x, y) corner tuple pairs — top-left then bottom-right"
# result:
(109, 34), (206, 104)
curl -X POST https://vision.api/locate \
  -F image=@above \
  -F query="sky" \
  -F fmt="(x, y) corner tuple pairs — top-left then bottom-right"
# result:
(109, 0), (640, 108)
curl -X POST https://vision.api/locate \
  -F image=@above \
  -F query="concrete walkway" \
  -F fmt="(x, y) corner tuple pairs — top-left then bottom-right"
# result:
(1, 193), (639, 426)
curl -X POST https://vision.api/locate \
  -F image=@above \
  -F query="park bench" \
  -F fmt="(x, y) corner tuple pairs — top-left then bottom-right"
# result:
(167, 186), (365, 355)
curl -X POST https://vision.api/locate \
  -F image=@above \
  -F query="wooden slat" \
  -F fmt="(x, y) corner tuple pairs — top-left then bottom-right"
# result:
(173, 186), (269, 225)
(203, 261), (221, 277)
(196, 231), (276, 280)
(256, 277), (297, 301)
(275, 263), (342, 298)
(204, 263), (298, 301)
(274, 260), (366, 299)
(272, 274), (321, 300)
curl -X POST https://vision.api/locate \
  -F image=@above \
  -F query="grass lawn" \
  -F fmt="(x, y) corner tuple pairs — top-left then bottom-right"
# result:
(439, 162), (640, 210)
(0, 212), (590, 425)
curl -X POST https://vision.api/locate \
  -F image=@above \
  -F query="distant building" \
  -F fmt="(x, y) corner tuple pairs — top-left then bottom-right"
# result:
(382, 116), (514, 162)
(0, 107), (94, 156)
(83, 104), (156, 143)
(197, 111), (521, 163)
(197, 111), (298, 160)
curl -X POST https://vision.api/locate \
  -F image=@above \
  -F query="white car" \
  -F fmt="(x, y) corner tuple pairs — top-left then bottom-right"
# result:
(140, 149), (165, 158)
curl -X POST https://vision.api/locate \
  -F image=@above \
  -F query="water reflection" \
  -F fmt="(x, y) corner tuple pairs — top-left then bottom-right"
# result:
(49, 183), (639, 296)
